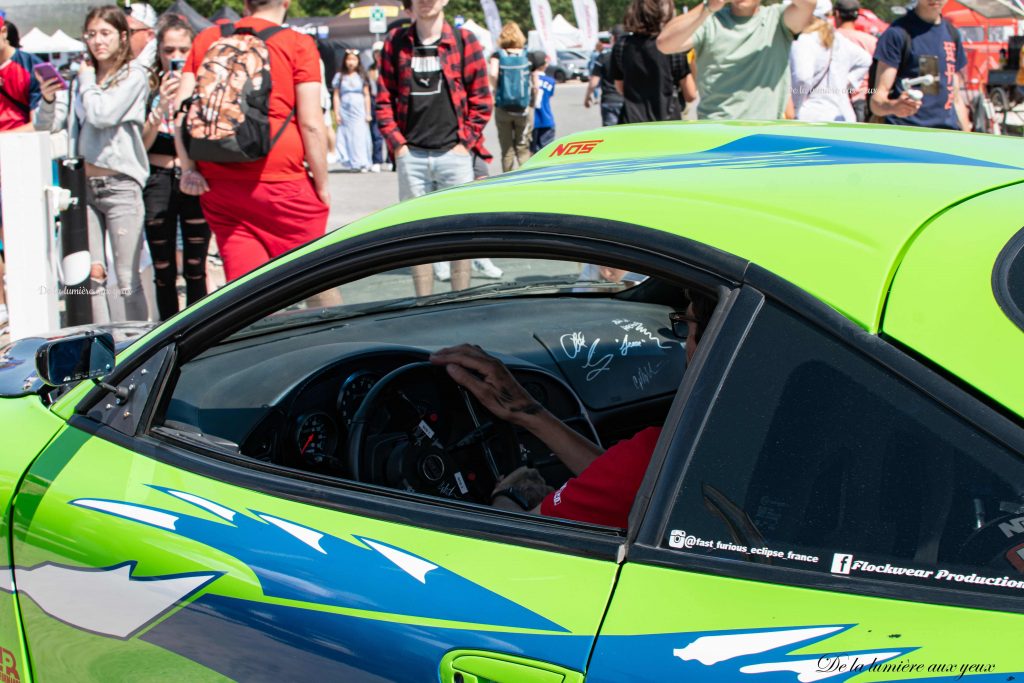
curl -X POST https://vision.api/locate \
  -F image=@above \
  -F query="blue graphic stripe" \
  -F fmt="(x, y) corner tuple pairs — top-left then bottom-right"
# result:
(479, 135), (1021, 187)
(142, 593), (591, 683)
(71, 488), (566, 632)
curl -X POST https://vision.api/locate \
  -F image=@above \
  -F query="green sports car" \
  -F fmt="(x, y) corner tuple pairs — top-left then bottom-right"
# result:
(1, 122), (1022, 682)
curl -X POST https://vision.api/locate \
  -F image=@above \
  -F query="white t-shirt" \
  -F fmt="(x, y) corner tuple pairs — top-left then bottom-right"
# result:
(789, 29), (871, 122)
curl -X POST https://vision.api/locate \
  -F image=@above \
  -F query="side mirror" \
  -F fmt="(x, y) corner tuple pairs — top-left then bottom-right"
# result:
(35, 333), (116, 387)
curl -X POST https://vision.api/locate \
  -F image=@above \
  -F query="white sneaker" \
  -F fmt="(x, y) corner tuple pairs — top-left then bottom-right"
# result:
(326, 152), (340, 165)
(371, 163), (381, 173)
(472, 259), (503, 279)
(433, 261), (451, 282)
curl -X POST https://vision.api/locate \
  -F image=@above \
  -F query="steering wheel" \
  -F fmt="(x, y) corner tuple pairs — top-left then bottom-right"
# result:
(347, 362), (520, 503)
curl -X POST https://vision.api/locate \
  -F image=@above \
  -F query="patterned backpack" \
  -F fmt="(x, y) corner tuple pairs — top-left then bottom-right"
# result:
(183, 23), (294, 163)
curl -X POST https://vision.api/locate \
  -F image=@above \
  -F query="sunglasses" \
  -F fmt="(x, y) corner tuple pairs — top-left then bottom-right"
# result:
(345, 48), (360, 55)
(669, 310), (704, 342)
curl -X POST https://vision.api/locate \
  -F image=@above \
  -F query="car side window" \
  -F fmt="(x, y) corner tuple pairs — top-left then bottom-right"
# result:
(664, 301), (1024, 599)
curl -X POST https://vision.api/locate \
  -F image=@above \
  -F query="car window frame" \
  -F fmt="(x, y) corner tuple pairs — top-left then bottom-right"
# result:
(68, 213), (748, 561)
(992, 225), (1024, 334)
(629, 265), (1024, 614)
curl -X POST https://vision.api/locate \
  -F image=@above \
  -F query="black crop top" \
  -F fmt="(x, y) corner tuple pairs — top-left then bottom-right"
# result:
(149, 131), (177, 156)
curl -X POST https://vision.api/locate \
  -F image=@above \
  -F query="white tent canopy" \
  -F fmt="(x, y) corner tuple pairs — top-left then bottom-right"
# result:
(50, 30), (86, 52)
(551, 14), (583, 49)
(460, 19), (494, 56)
(19, 28), (54, 53)
(19, 27), (86, 53)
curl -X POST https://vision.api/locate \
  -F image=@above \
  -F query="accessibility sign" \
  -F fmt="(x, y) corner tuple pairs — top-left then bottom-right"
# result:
(369, 5), (387, 34)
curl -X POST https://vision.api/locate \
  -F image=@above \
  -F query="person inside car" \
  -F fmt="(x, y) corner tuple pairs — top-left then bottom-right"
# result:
(430, 289), (715, 527)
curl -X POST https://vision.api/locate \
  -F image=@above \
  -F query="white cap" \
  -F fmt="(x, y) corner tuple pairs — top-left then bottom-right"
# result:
(128, 3), (158, 29)
(813, 0), (833, 18)
(372, 40), (384, 51)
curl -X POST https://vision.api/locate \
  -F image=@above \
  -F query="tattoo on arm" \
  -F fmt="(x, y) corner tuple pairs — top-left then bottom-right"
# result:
(496, 388), (542, 415)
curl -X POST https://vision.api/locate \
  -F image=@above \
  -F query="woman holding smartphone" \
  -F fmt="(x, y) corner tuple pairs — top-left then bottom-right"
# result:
(36, 5), (149, 323)
(142, 14), (209, 320)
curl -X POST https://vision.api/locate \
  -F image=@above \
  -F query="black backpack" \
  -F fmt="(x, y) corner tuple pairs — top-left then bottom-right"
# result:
(183, 23), (294, 163)
(865, 19), (961, 123)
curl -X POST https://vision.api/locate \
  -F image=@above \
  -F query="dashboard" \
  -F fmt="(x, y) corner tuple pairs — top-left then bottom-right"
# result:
(161, 297), (688, 500)
(240, 351), (594, 501)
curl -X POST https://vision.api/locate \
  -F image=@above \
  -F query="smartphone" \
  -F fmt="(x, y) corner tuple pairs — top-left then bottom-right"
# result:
(33, 62), (68, 90)
(170, 58), (186, 72)
(917, 55), (941, 95)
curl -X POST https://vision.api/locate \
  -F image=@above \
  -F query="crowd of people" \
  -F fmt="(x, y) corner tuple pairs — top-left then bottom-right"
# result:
(0, 0), (986, 330)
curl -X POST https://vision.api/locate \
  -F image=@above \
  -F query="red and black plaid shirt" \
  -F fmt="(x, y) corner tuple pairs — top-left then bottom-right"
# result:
(376, 22), (492, 160)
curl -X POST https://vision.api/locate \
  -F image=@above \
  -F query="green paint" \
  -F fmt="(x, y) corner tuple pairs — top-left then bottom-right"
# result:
(883, 182), (1024, 416)
(16, 599), (229, 682)
(439, 649), (584, 683)
(0, 396), (66, 683)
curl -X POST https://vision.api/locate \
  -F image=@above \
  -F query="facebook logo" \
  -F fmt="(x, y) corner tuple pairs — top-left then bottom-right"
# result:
(831, 553), (853, 574)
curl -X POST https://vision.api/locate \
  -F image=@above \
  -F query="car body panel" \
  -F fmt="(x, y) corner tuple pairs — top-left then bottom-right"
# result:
(9, 425), (619, 681)
(48, 123), (1024, 423)
(587, 563), (1024, 682)
(338, 123), (1024, 335)
(0, 397), (65, 683)
(884, 182), (1024, 417)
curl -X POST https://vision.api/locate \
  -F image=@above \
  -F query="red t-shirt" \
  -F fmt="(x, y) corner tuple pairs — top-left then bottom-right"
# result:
(184, 19), (320, 182)
(540, 427), (662, 528)
(0, 51), (39, 131)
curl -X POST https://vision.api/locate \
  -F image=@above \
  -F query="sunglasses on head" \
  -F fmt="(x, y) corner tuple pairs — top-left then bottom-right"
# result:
(345, 48), (360, 55)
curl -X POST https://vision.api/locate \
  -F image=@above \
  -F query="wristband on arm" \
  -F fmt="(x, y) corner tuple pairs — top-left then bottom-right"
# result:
(492, 487), (533, 510)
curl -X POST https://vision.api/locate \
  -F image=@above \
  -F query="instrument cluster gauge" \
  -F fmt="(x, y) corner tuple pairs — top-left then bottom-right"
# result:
(295, 411), (337, 464)
(338, 370), (381, 426)
(521, 380), (549, 406)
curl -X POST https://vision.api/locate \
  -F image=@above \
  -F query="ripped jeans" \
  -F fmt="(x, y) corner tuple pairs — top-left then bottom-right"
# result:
(143, 167), (210, 320)
(86, 174), (149, 323)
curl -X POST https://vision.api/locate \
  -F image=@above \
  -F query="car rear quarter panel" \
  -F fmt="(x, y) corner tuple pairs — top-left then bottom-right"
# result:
(883, 183), (1024, 418)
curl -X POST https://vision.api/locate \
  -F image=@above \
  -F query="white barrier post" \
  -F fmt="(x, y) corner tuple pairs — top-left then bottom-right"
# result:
(0, 131), (60, 340)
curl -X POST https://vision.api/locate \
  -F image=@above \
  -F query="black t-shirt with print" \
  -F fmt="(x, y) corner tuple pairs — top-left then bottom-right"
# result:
(405, 33), (460, 150)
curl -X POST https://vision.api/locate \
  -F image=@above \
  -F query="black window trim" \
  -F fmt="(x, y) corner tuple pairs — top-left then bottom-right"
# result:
(67, 213), (747, 562)
(631, 263), (1024, 614)
(624, 285), (760, 543)
(992, 224), (1024, 334)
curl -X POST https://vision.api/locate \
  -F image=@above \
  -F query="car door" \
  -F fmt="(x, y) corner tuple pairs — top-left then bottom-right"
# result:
(6, 252), (629, 682)
(10, 379), (619, 682)
(587, 285), (1024, 682)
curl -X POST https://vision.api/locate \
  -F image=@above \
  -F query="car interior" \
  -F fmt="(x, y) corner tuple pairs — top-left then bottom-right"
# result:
(154, 257), (705, 518)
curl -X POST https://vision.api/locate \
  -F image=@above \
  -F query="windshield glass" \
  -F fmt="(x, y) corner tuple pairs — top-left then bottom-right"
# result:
(228, 258), (646, 340)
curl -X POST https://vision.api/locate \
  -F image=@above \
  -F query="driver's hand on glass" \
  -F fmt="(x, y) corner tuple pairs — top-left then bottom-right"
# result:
(431, 344), (603, 477)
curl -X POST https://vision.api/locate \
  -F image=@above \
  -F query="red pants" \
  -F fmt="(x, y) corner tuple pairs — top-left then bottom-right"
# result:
(200, 176), (329, 282)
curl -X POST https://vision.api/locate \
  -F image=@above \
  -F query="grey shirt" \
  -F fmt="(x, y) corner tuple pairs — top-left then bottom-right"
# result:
(35, 61), (150, 188)
(692, 3), (795, 120)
